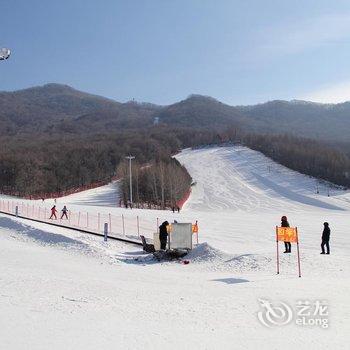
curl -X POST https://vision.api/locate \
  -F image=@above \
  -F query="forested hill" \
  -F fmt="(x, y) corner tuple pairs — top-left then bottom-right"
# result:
(1, 84), (350, 141)
(0, 84), (160, 134)
(0, 83), (349, 197)
(236, 100), (350, 142)
(157, 96), (350, 142)
(153, 94), (247, 128)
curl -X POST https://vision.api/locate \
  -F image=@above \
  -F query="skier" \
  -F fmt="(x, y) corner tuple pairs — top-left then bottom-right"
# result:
(61, 205), (68, 219)
(159, 221), (169, 250)
(281, 215), (291, 253)
(320, 222), (330, 255)
(50, 205), (57, 219)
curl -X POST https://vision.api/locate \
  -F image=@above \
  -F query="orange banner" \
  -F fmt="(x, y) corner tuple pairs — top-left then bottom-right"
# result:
(192, 223), (198, 233)
(277, 227), (298, 243)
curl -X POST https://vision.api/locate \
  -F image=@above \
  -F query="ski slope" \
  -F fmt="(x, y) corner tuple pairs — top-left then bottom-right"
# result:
(177, 146), (349, 212)
(1, 146), (349, 349)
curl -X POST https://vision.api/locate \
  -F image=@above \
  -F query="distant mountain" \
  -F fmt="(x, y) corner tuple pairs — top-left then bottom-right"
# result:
(153, 94), (246, 128)
(0, 84), (159, 134)
(236, 100), (350, 141)
(155, 95), (350, 141)
(0, 84), (349, 141)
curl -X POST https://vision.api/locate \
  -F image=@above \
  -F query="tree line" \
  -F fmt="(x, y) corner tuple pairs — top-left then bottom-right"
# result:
(242, 133), (350, 188)
(0, 125), (349, 204)
(0, 127), (195, 202)
(117, 158), (192, 209)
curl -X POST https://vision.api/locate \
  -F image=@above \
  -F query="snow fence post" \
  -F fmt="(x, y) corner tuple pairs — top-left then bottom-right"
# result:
(98, 213), (100, 233)
(276, 226), (280, 275)
(15, 206), (18, 217)
(296, 227), (302, 278)
(104, 223), (108, 242)
(109, 213), (112, 234)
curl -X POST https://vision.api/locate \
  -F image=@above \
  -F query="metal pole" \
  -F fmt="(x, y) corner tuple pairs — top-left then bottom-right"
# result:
(276, 226), (280, 275)
(296, 227), (301, 278)
(104, 223), (108, 242)
(125, 155), (135, 205)
(109, 213), (112, 234)
(129, 157), (132, 204)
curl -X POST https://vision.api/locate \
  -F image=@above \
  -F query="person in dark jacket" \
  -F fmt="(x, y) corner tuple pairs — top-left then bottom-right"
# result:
(61, 205), (68, 219)
(159, 221), (169, 250)
(321, 222), (330, 254)
(281, 215), (291, 253)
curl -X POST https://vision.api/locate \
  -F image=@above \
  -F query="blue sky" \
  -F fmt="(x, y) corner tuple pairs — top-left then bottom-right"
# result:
(1, 0), (350, 105)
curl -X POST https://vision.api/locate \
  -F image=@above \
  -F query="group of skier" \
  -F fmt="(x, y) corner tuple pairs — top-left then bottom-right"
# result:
(171, 206), (180, 213)
(280, 216), (331, 255)
(49, 205), (331, 256)
(49, 205), (68, 220)
(158, 216), (332, 254)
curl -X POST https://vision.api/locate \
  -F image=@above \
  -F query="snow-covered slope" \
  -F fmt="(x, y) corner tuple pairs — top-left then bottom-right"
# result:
(1, 146), (349, 349)
(60, 181), (120, 207)
(176, 146), (349, 212)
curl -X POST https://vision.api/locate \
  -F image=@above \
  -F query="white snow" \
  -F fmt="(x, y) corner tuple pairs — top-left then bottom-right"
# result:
(1, 146), (349, 349)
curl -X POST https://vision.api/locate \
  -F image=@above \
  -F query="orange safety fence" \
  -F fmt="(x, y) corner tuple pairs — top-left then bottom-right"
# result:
(176, 189), (191, 209)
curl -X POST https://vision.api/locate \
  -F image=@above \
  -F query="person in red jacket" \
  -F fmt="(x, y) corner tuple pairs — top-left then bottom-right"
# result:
(50, 205), (57, 219)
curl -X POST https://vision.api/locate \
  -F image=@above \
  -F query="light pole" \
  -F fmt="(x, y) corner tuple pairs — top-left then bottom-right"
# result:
(0, 48), (11, 60)
(125, 155), (135, 205)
